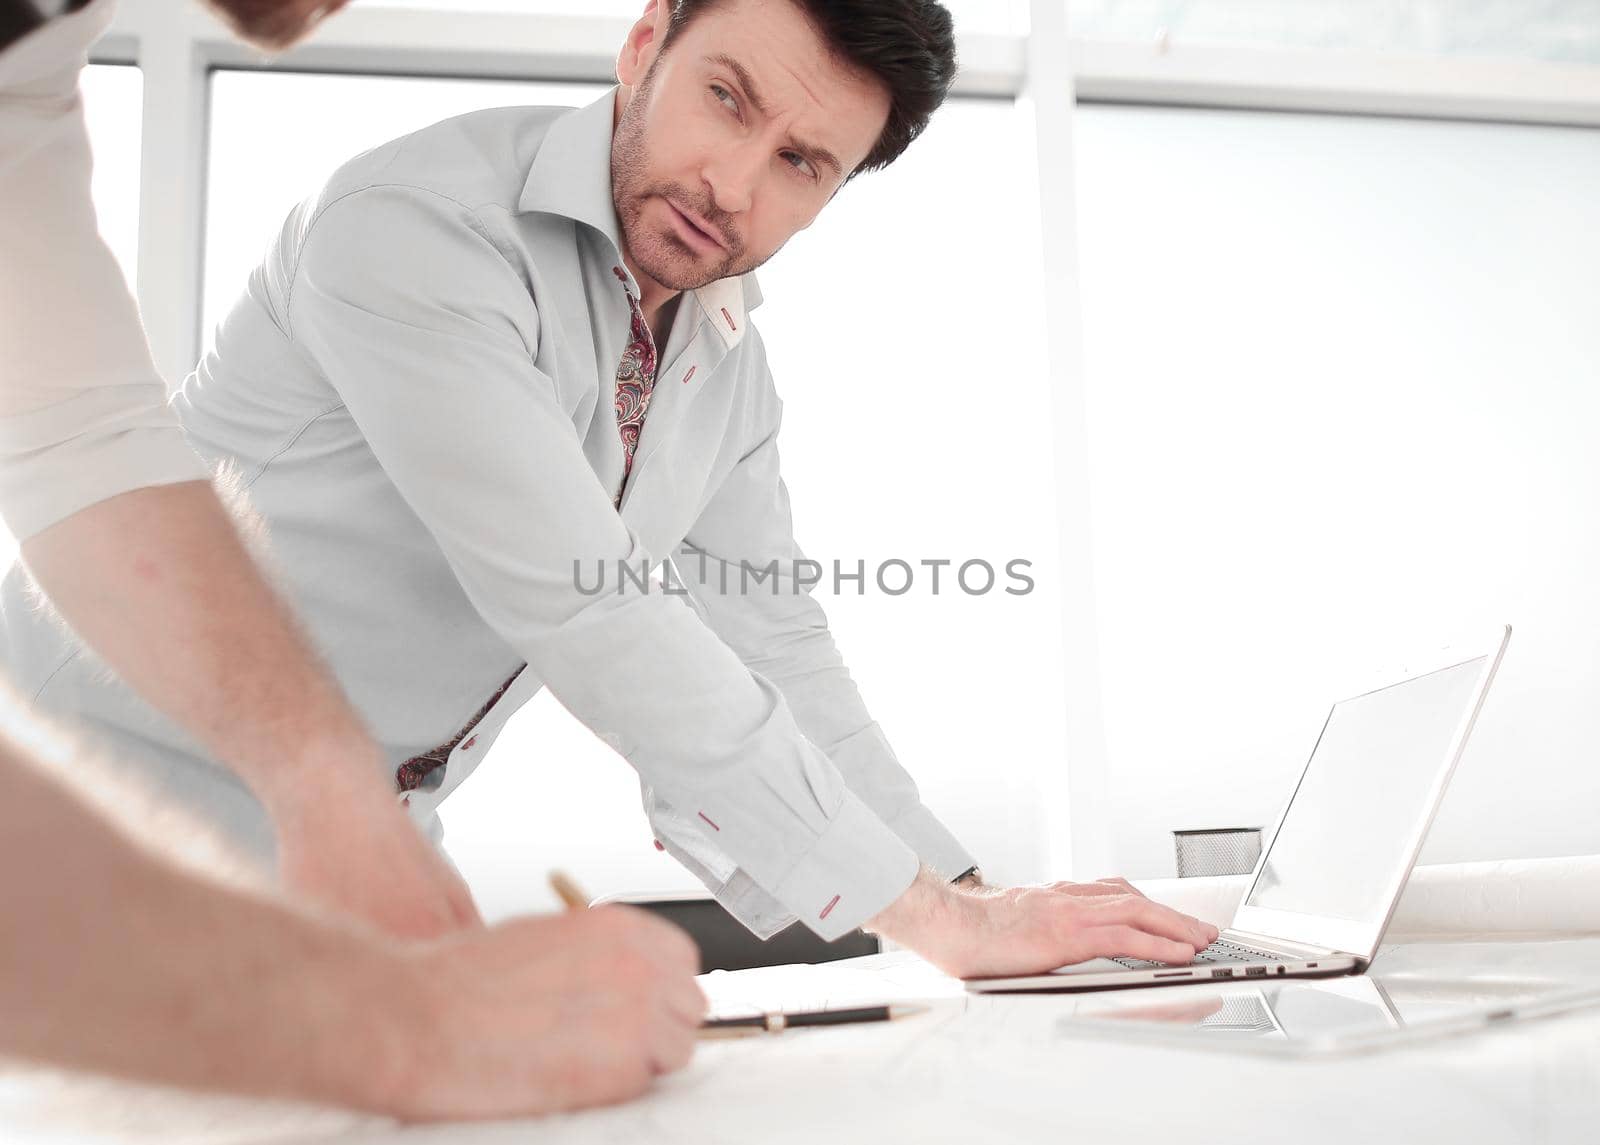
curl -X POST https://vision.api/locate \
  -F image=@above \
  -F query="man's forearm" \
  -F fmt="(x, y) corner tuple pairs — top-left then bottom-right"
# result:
(19, 481), (481, 939)
(0, 736), (403, 1111)
(20, 481), (385, 809)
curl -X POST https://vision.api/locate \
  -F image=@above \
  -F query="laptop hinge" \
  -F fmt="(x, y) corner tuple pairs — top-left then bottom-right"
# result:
(1224, 928), (1340, 958)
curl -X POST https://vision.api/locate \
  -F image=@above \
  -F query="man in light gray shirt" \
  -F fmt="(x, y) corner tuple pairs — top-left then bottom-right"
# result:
(4, 0), (1217, 974)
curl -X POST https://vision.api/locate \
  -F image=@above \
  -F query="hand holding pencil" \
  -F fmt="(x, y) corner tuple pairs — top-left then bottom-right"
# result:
(548, 871), (928, 1040)
(358, 872), (704, 1120)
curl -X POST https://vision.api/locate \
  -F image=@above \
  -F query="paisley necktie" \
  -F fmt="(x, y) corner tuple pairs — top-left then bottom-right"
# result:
(396, 267), (657, 794)
(611, 265), (659, 509)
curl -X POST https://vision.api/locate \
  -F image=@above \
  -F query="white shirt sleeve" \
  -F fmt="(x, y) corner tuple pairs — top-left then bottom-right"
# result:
(0, 0), (208, 541)
(283, 183), (920, 940)
(657, 345), (977, 904)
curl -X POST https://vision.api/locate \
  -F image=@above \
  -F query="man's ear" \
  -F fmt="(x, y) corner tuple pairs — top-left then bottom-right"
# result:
(617, 0), (671, 88)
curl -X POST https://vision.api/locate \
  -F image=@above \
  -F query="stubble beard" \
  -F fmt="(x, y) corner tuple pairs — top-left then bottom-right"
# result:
(611, 75), (759, 292)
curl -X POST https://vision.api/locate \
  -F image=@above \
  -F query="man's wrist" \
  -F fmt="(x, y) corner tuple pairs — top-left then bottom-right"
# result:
(863, 866), (983, 975)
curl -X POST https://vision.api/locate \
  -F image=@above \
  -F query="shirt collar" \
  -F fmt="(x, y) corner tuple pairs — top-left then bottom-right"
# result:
(518, 86), (762, 352)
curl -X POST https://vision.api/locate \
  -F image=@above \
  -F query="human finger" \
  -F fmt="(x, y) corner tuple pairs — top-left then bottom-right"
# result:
(1092, 876), (1147, 898)
(588, 1040), (655, 1106)
(1081, 924), (1197, 965)
(661, 973), (709, 1026)
(646, 1001), (698, 1076)
(608, 905), (702, 976)
(1088, 895), (1214, 949)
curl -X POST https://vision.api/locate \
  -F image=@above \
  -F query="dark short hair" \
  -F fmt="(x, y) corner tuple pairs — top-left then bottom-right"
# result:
(660, 0), (957, 178)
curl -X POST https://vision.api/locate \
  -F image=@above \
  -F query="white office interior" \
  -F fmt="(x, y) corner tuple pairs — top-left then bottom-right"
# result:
(10, 0), (1593, 924)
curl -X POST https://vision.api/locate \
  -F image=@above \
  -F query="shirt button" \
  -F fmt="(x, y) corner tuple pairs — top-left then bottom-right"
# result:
(653, 839), (665, 851)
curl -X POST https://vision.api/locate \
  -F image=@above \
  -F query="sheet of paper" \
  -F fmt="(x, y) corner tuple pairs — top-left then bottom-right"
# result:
(699, 950), (963, 1017)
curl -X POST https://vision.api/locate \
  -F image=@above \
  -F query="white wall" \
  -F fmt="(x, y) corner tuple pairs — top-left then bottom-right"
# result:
(1072, 103), (1600, 877)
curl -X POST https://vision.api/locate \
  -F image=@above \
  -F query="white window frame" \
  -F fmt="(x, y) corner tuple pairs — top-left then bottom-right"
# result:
(89, 0), (1600, 879)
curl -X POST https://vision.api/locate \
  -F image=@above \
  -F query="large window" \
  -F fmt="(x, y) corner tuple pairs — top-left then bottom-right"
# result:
(1073, 104), (1600, 876)
(203, 73), (1052, 918)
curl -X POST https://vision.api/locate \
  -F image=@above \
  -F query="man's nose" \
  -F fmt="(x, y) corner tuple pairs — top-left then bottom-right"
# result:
(702, 144), (763, 216)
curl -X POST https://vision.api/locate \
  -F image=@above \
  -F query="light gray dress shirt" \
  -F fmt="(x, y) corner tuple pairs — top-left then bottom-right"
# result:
(0, 0), (208, 540)
(0, 88), (975, 940)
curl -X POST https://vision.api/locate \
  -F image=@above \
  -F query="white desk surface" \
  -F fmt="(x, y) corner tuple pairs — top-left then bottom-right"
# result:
(4, 935), (1598, 1145)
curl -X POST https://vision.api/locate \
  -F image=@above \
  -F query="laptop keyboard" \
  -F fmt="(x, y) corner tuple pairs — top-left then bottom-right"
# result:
(1110, 937), (1291, 971)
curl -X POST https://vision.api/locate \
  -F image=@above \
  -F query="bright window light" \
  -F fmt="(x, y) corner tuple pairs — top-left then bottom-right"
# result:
(1074, 104), (1600, 876)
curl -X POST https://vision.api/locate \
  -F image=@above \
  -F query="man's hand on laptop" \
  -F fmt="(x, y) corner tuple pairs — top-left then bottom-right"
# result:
(266, 752), (482, 940)
(866, 867), (1218, 980)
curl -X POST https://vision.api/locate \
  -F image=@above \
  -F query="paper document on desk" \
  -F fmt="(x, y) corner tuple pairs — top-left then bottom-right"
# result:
(699, 950), (962, 1019)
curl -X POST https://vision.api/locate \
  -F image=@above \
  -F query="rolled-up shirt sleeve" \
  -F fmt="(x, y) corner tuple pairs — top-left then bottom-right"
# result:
(0, 21), (208, 541)
(657, 344), (976, 912)
(283, 184), (918, 940)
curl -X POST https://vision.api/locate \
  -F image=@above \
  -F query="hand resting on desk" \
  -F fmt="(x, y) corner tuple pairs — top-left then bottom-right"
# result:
(865, 868), (1220, 979)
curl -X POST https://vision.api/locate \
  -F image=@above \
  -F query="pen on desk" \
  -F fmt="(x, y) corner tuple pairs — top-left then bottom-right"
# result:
(698, 1004), (930, 1039)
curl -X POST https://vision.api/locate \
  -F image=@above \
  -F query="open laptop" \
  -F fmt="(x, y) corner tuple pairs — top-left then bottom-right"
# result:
(966, 624), (1512, 994)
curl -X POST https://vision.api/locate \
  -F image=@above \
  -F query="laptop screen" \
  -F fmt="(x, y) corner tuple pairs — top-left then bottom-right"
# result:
(1243, 655), (1489, 925)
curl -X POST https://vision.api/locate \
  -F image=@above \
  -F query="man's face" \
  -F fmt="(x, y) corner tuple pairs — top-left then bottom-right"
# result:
(611, 0), (892, 293)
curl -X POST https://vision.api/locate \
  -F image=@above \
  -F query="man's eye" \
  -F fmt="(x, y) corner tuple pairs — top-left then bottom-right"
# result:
(783, 152), (817, 178)
(710, 84), (738, 113)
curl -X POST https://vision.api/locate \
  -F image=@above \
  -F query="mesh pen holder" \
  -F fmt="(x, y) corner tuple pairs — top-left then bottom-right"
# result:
(1173, 827), (1263, 878)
